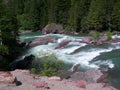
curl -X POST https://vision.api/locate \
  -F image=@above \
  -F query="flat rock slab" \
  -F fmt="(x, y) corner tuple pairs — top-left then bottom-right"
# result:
(0, 69), (118, 90)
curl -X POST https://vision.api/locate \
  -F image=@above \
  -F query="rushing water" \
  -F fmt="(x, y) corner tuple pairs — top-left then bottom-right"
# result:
(19, 32), (120, 89)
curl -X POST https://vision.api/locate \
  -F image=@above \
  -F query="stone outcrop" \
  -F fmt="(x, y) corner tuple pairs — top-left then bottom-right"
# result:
(29, 35), (57, 47)
(0, 71), (16, 84)
(70, 63), (80, 72)
(42, 23), (64, 34)
(75, 80), (86, 88)
(11, 54), (35, 69)
(70, 69), (104, 83)
(33, 82), (48, 88)
(0, 69), (117, 90)
(49, 76), (61, 81)
(81, 33), (120, 45)
(55, 40), (71, 49)
(82, 37), (92, 44)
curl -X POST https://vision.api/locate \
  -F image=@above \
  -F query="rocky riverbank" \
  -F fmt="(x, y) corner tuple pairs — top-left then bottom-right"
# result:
(0, 69), (117, 90)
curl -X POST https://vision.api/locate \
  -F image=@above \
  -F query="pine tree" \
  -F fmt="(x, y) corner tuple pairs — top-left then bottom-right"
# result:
(56, 0), (70, 25)
(81, 0), (107, 32)
(112, 0), (120, 31)
(47, 0), (57, 23)
(0, 0), (19, 70)
(66, 0), (79, 31)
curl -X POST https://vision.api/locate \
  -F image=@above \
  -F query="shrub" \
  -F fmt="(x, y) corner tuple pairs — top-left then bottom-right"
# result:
(39, 54), (64, 77)
(106, 31), (112, 40)
(30, 68), (36, 74)
(89, 31), (101, 40)
(0, 45), (9, 54)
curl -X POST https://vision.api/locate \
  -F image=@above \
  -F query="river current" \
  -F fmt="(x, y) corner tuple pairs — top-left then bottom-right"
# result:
(20, 32), (120, 89)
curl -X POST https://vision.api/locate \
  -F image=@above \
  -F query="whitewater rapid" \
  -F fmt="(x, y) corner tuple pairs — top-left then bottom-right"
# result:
(20, 34), (120, 70)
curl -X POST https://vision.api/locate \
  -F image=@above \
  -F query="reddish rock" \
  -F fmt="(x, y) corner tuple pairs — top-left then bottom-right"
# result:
(29, 35), (57, 47)
(70, 69), (103, 83)
(76, 80), (86, 88)
(42, 23), (64, 34)
(33, 82), (48, 88)
(49, 76), (61, 81)
(82, 37), (92, 44)
(0, 71), (16, 84)
(15, 69), (30, 75)
(55, 40), (71, 49)
(86, 83), (118, 90)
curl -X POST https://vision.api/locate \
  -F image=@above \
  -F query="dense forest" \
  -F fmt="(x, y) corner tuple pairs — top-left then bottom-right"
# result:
(0, 0), (120, 70)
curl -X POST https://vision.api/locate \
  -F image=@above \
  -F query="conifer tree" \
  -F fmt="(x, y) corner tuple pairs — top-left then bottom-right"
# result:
(112, 0), (120, 31)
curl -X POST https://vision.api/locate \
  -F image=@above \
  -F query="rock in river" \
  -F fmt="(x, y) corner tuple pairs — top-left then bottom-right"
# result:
(29, 35), (57, 47)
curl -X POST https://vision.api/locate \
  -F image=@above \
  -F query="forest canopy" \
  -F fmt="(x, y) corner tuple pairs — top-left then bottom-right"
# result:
(0, 0), (120, 32)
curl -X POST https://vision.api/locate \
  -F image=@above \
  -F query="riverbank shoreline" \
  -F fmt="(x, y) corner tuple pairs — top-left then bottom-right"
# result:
(0, 69), (118, 90)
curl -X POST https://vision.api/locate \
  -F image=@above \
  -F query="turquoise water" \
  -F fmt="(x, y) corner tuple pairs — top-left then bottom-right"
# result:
(19, 31), (41, 42)
(91, 49), (120, 89)
(19, 32), (120, 89)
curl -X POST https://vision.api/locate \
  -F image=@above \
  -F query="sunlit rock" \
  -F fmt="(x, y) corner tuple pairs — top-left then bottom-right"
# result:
(0, 71), (16, 84)
(29, 35), (57, 47)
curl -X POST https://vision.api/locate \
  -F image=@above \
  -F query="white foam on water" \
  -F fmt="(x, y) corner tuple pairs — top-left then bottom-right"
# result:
(112, 34), (120, 39)
(68, 41), (81, 46)
(55, 47), (115, 69)
(93, 60), (114, 69)
(56, 43), (87, 54)
(28, 45), (54, 58)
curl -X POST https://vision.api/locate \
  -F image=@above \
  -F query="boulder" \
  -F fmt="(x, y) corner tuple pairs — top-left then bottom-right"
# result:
(86, 83), (118, 90)
(70, 63), (80, 72)
(75, 80), (86, 88)
(70, 69), (104, 83)
(33, 82), (48, 88)
(55, 40), (71, 49)
(29, 35), (57, 47)
(11, 54), (35, 69)
(0, 71), (16, 84)
(82, 37), (92, 44)
(42, 23), (64, 34)
(95, 34), (108, 45)
(17, 40), (27, 47)
(48, 76), (61, 81)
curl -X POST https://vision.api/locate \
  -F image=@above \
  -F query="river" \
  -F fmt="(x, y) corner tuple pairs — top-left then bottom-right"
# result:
(19, 32), (120, 89)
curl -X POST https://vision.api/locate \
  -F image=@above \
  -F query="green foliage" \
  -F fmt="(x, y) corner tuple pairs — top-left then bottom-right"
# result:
(31, 54), (64, 77)
(30, 68), (36, 74)
(112, 0), (120, 30)
(1, 0), (119, 32)
(56, 0), (70, 25)
(106, 31), (112, 40)
(0, 45), (9, 54)
(66, 0), (79, 31)
(39, 54), (64, 77)
(17, 14), (33, 30)
(90, 31), (101, 40)
(0, 0), (20, 70)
